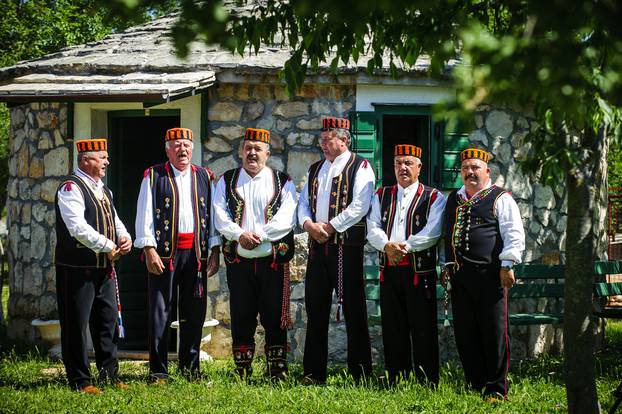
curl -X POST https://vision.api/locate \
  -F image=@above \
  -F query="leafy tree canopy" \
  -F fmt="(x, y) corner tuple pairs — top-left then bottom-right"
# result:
(0, 0), (179, 214)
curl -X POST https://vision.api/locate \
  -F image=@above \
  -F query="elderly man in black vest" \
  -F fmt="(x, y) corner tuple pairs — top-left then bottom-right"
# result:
(298, 116), (376, 385)
(442, 148), (525, 402)
(213, 128), (297, 380)
(55, 138), (132, 394)
(367, 144), (446, 386)
(135, 127), (220, 383)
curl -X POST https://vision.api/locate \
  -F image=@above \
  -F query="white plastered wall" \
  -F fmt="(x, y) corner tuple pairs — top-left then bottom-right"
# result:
(73, 94), (202, 168)
(356, 84), (455, 110)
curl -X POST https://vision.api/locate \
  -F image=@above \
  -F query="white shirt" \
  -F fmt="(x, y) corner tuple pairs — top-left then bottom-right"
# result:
(298, 150), (376, 232)
(367, 181), (447, 253)
(213, 166), (298, 258)
(56, 168), (131, 253)
(454, 180), (525, 266)
(134, 163), (220, 249)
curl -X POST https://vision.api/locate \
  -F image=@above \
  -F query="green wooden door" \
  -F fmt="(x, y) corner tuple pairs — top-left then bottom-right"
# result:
(438, 118), (471, 190)
(350, 111), (382, 188)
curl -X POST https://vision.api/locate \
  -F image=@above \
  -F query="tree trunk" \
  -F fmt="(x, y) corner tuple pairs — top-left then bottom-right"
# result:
(564, 128), (608, 414)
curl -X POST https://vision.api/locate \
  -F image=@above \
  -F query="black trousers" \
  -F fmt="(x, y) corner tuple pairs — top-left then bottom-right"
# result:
(380, 266), (439, 384)
(226, 256), (287, 348)
(451, 262), (510, 396)
(148, 248), (207, 378)
(303, 243), (372, 382)
(55, 265), (119, 390)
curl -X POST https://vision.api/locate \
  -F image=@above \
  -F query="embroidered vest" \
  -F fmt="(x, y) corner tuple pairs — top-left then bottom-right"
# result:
(307, 153), (367, 246)
(444, 185), (507, 266)
(221, 167), (295, 264)
(55, 175), (116, 268)
(377, 183), (438, 273)
(145, 162), (214, 262)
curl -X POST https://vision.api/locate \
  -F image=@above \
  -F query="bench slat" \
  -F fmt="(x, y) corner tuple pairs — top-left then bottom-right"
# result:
(509, 283), (564, 299)
(593, 260), (622, 276)
(509, 313), (563, 325)
(593, 282), (622, 297)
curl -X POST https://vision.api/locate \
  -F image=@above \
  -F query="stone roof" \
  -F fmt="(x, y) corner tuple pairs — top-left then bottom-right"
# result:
(0, 8), (455, 83)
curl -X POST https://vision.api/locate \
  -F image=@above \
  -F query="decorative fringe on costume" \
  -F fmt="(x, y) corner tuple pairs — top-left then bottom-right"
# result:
(109, 266), (125, 339)
(336, 245), (344, 322)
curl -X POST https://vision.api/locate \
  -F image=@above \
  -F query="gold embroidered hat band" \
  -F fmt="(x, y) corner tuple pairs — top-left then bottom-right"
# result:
(394, 144), (422, 158)
(244, 128), (270, 143)
(75, 138), (107, 153)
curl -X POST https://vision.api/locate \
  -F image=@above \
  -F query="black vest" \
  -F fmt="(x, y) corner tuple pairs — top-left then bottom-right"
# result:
(221, 167), (295, 264)
(55, 175), (116, 268)
(145, 162), (214, 261)
(307, 153), (368, 246)
(444, 185), (507, 266)
(378, 183), (438, 273)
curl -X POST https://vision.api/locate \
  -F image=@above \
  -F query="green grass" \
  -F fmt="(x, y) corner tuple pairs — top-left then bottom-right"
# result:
(1, 323), (622, 413)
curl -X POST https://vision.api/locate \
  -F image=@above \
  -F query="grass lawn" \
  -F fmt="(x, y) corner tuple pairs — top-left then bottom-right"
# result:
(1, 322), (622, 413)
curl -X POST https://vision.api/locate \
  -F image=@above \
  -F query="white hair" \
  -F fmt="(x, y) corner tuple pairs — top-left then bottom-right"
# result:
(333, 128), (351, 147)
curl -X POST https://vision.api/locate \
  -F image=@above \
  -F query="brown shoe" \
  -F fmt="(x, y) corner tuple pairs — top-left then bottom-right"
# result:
(80, 385), (102, 395)
(150, 378), (167, 386)
(115, 382), (130, 390)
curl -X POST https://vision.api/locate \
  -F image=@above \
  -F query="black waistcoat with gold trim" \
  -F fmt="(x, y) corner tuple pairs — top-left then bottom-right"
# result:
(221, 167), (295, 264)
(55, 175), (117, 268)
(307, 153), (367, 246)
(444, 185), (506, 266)
(378, 183), (438, 273)
(146, 162), (213, 262)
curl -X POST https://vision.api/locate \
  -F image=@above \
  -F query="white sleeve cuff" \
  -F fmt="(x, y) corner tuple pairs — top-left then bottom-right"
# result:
(134, 237), (157, 249)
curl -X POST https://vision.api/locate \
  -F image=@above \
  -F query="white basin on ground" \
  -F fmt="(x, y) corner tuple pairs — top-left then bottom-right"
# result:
(31, 319), (62, 359)
(170, 319), (219, 361)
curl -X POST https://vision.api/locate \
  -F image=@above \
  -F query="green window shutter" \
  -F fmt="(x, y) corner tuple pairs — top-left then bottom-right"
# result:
(350, 111), (381, 188)
(439, 118), (471, 190)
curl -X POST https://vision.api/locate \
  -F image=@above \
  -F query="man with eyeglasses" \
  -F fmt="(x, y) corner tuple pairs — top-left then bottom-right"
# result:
(442, 147), (524, 402)
(135, 127), (221, 383)
(367, 144), (446, 386)
(298, 116), (375, 385)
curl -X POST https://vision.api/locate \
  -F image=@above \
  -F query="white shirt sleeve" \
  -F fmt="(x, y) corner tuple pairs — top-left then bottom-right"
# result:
(213, 176), (245, 242)
(208, 179), (222, 248)
(133, 175), (156, 249)
(262, 179), (298, 242)
(406, 191), (447, 252)
(297, 175), (313, 228)
(496, 192), (525, 265)
(57, 183), (115, 253)
(366, 192), (388, 252)
(330, 162), (376, 232)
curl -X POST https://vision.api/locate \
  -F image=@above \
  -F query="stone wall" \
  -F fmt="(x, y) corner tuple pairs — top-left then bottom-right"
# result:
(6, 103), (71, 339)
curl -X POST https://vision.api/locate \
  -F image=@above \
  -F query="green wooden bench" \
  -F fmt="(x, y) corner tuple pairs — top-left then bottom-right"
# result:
(364, 261), (622, 326)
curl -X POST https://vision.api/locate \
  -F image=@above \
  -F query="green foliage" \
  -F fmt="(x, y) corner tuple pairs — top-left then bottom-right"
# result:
(609, 146), (622, 189)
(0, 0), (180, 214)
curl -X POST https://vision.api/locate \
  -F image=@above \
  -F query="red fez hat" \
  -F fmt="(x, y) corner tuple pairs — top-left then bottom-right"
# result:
(244, 128), (270, 143)
(394, 144), (422, 158)
(321, 116), (350, 132)
(460, 148), (492, 163)
(165, 127), (193, 142)
(76, 138), (107, 153)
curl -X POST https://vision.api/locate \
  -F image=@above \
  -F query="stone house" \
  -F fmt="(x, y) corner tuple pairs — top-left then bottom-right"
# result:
(0, 12), (566, 362)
